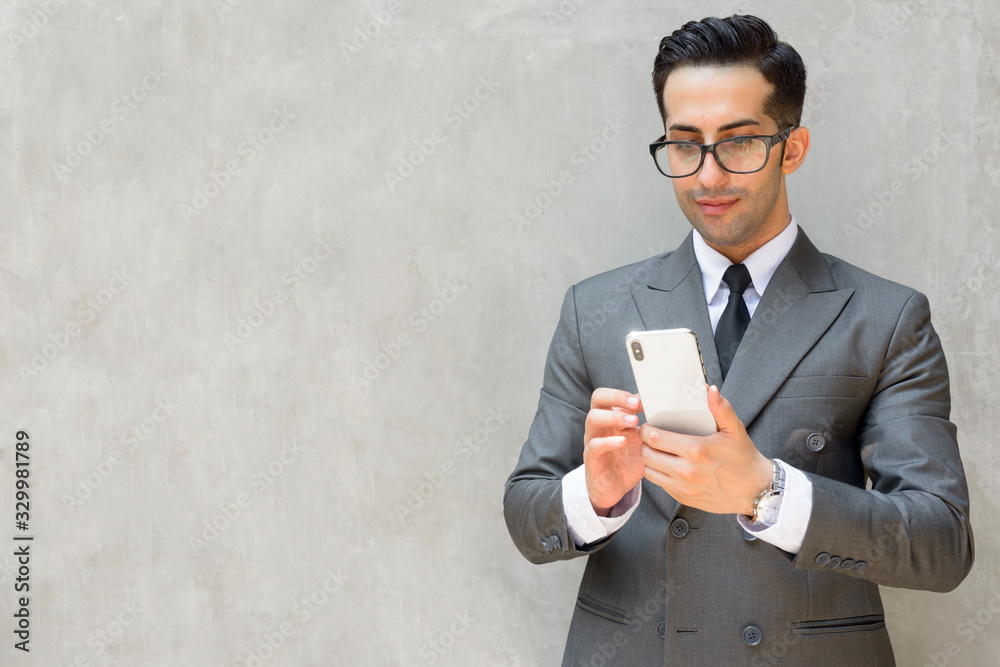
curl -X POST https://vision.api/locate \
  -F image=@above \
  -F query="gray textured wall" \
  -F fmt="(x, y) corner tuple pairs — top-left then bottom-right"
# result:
(0, 0), (996, 665)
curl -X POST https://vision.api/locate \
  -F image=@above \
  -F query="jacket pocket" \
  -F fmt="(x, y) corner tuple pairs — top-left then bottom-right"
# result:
(576, 594), (632, 625)
(791, 614), (885, 636)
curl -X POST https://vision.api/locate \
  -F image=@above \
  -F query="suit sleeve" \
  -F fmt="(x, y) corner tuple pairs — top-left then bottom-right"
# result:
(504, 285), (617, 564)
(794, 291), (975, 591)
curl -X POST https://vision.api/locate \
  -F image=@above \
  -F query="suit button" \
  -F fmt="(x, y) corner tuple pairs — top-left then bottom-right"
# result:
(840, 558), (855, 570)
(806, 432), (826, 452)
(742, 529), (758, 542)
(815, 552), (831, 566)
(742, 625), (762, 646)
(657, 622), (666, 638)
(549, 535), (562, 550)
(670, 518), (690, 538)
(827, 556), (842, 569)
(540, 538), (552, 552)
(854, 561), (868, 572)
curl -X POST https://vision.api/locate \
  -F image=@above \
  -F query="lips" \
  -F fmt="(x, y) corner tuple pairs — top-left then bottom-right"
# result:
(695, 198), (737, 215)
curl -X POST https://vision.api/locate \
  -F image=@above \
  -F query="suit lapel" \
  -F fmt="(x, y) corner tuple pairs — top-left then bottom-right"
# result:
(722, 229), (854, 428)
(628, 233), (724, 387)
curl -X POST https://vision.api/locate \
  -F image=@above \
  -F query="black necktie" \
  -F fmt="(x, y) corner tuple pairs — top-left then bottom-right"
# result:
(715, 263), (752, 379)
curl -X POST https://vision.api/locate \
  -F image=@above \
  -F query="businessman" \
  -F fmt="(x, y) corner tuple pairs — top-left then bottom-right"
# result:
(504, 15), (974, 666)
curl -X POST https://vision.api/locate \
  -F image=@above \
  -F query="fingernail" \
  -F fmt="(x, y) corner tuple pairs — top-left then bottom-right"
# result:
(624, 414), (638, 425)
(627, 395), (639, 407)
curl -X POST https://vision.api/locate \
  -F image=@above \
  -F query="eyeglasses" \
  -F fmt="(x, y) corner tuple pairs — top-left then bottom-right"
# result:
(649, 127), (796, 178)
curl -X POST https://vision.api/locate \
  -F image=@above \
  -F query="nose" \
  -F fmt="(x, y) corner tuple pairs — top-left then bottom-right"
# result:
(697, 150), (728, 189)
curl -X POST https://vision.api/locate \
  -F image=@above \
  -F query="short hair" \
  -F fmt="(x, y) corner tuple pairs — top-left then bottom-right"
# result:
(652, 15), (807, 131)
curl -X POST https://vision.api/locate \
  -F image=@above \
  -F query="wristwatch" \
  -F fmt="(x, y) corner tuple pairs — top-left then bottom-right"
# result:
(746, 459), (785, 527)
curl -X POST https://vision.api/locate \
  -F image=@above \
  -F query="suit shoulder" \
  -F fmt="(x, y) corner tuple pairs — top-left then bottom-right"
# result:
(572, 252), (673, 297)
(822, 252), (922, 306)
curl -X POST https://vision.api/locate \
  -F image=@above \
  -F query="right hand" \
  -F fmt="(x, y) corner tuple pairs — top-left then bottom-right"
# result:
(584, 388), (645, 515)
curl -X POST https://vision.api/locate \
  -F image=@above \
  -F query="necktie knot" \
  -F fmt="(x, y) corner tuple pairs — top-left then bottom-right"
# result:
(723, 263), (752, 295)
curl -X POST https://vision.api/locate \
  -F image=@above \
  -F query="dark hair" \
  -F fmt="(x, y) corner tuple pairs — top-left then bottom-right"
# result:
(652, 15), (807, 130)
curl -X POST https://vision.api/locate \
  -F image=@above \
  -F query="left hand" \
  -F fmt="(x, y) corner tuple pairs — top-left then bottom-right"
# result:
(640, 385), (773, 515)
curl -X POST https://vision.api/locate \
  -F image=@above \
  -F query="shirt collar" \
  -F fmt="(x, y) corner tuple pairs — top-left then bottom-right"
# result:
(692, 216), (799, 302)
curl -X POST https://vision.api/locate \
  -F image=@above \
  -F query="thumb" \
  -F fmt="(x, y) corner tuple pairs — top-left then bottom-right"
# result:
(707, 385), (740, 433)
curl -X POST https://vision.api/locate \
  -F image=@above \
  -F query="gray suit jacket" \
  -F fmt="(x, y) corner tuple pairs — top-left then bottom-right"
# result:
(504, 228), (974, 666)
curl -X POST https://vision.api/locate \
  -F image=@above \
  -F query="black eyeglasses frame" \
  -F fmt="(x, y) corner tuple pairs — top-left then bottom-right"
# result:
(648, 126), (797, 178)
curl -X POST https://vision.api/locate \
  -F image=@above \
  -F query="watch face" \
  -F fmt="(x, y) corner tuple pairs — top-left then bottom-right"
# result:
(756, 492), (782, 526)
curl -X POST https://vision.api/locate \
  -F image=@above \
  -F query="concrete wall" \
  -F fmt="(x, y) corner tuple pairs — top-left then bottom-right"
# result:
(0, 0), (996, 665)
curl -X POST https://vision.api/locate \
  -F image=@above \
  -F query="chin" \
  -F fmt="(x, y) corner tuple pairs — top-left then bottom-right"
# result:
(691, 218), (740, 245)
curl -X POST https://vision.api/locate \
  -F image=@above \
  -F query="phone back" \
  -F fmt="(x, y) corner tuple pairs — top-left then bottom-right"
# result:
(626, 329), (717, 436)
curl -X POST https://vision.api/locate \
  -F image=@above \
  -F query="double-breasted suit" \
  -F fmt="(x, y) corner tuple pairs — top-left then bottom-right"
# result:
(504, 228), (974, 666)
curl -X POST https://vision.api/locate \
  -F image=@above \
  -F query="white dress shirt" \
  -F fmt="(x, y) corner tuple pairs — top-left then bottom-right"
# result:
(563, 217), (814, 553)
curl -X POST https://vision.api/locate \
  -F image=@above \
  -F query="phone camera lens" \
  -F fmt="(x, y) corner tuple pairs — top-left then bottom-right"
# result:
(631, 341), (644, 361)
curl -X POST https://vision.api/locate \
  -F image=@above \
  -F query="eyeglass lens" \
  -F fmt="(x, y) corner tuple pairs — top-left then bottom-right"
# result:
(657, 137), (768, 177)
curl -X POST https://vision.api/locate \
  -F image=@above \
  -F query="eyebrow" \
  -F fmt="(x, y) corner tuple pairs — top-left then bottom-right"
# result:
(667, 118), (762, 134)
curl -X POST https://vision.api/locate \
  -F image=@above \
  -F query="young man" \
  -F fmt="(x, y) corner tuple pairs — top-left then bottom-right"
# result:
(504, 15), (973, 666)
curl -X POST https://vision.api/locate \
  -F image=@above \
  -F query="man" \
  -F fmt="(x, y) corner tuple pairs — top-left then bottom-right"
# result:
(504, 15), (973, 666)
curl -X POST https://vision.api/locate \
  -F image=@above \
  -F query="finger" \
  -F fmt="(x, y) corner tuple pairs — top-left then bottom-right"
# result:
(639, 423), (689, 454)
(590, 387), (641, 413)
(587, 408), (639, 431)
(643, 465), (704, 509)
(706, 385), (737, 433)
(642, 464), (674, 490)
(640, 441), (680, 475)
(642, 459), (688, 498)
(585, 435), (627, 456)
(641, 444), (692, 486)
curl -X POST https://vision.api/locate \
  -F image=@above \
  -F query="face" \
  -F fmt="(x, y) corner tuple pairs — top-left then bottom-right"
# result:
(661, 66), (796, 262)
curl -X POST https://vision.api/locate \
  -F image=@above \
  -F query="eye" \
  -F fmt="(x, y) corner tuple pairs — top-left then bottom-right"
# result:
(669, 142), (701, 156)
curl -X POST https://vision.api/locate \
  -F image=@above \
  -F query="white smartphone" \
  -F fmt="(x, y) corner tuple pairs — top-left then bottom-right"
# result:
(625, 328), (717, 436)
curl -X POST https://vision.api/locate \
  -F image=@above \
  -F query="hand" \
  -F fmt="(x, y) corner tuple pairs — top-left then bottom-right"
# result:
(639, 385), (772, 515)
(583, 388), (645, 515)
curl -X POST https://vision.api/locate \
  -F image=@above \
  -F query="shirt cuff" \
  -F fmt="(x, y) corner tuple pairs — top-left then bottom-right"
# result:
(562, 464), (641, 547)
(737, 459), (813, 554)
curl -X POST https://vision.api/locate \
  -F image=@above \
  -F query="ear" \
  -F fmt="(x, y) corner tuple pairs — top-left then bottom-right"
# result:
(780, 126), (810, 175)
